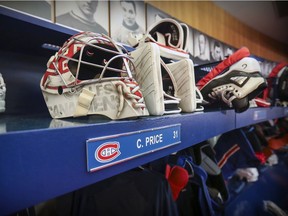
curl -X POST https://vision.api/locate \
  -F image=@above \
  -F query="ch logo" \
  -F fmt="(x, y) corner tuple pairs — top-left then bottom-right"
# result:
(95, 142), (121, 163)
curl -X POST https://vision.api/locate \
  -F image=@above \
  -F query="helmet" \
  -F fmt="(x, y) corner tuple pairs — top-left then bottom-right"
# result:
(40, 32), (149, 119)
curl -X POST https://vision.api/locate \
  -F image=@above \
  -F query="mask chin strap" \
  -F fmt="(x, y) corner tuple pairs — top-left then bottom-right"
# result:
(73, 88), (95, 117)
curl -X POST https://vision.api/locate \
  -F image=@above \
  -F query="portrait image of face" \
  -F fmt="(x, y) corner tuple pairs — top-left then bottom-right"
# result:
(75, 0), (98, 20)
(225, 47), (234, 57)
(121, 1), (136, 27)
(56, 0), (108, 34)
(110, 0), (145, 45)
(199, 34), (206, 55)
(211, 41), (223, 61)
(192, 31), (210, 64)
(0, 0), (51, 20)
(214, 46), (222, 60)
(146, 4), (170, 29)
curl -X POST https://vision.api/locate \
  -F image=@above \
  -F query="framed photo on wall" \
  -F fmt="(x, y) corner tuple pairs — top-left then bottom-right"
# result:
(110, 0), (145, 45)
(55, 0), (108, 35)
(186, 26), (194, 58)
(192, 31), (211, 65)
(146, 4), (172, 30)
(210, 39), (224, 62)
(0, 0), (51, 20)
(223, 44), (235, 58)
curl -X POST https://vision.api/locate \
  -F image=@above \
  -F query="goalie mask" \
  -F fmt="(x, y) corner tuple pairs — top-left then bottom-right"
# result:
(40, 32), (149, 119)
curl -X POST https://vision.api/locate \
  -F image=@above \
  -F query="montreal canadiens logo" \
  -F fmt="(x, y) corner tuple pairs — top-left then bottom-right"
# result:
(95, 142), (121, 163)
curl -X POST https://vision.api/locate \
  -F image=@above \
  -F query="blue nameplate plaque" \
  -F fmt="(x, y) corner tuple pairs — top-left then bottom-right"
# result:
(284, 108), (288, 116)
(86, 124), (181, 172)
(253, 110), (267, 121)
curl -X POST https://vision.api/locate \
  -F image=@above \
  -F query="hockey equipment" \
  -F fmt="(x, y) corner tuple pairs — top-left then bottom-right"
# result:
(166, 58), (204, 112)
(214, 129), (261, 180)
(40, 32), (148, 119)
(0, 73), (6, 113)
(42, 168), (179, 216)
(129, 18), (190, 59)
(254, 97), (271, 107)
(130, 18), (203, 114)
(148, 18), (183, 49)
(175, 145), (229, 216)
(197, 47), (267, 113)
(268, 133), (288, 150)
(266, 153), (278, 166)
(263, 200), (288, 216)
(147, 18), (189, 60)
(130, 42), (181, 115)
(235, 167), (259, 182)
(194, 143), (229, 211)
(243, 125), (268, 164)
(262, 62), (288, 106)
(180, 23), (190, 52)
(178, 156), (217, 216)
(165, 164), (189, 201)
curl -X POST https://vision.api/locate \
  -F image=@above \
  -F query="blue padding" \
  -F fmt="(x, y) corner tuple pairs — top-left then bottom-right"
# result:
(177, 156), (216, 216)
(214, 129), (260, 180)
(225, 153), (288, 216)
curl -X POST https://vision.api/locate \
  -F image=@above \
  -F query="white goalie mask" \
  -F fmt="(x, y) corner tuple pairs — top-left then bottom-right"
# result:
(40, 32), (149, 119)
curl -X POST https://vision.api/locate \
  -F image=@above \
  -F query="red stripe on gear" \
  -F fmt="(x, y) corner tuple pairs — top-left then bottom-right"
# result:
(268, 62), (288, 79)
(255, 152), (266, 164)
(155, 42), (188, 54)
(197, 47), (250, 89)
(217, 144), (240, 168)
(262, 62), (288, 100)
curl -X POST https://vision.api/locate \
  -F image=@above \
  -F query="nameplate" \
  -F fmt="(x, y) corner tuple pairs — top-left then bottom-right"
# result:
(253, 110), (267, 120)
(86, 124), (181, 172)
